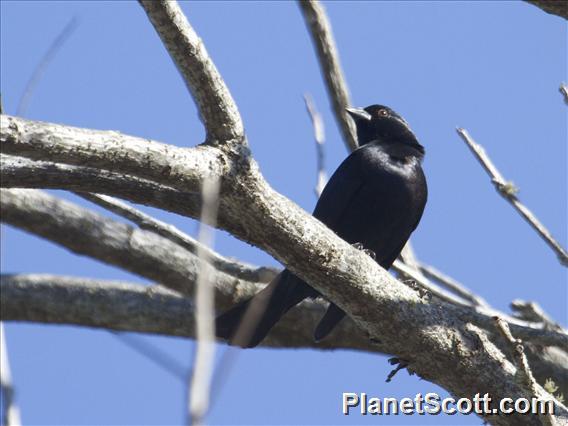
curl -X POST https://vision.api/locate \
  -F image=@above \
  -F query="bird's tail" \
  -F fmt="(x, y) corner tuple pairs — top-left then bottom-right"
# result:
(313, 303), (346, 342)
(216, 270), (311, 348)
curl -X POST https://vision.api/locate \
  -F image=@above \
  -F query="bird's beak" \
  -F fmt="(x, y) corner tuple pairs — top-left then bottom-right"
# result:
(346, 107), (372, 121)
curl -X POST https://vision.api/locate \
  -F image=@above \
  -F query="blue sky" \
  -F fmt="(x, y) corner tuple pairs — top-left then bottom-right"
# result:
(1, 1), (566, 425)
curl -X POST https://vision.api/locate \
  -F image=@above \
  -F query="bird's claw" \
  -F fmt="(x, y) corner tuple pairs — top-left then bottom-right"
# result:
(386, 357), (411, 383)
(352, 242), (376, 260)
(364, 249), (376, 260)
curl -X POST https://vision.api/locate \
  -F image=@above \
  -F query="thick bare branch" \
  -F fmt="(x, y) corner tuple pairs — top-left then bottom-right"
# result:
(298, 0), (358, 151)
(457, 128), (568, 266)
(1, 115), (223, 193)
(0, 274), (378, 352)
(138, 0), (243, 144)
(0, 188), (249, 303)
(1, 154), (204, 219)
(1, 275), (196, 337)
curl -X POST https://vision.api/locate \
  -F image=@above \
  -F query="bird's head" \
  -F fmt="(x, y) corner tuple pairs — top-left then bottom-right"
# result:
(346, 104), (424, 155)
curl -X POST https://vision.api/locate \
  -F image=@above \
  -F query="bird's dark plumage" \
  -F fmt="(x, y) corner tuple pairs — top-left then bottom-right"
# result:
(216, 104), (428, 348)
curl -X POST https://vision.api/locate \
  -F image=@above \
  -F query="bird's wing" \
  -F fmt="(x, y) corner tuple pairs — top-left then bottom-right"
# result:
(312, 160), (364, 229)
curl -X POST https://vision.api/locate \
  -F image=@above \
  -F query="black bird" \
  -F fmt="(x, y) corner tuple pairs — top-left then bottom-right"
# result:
(216, 104), (427, 347)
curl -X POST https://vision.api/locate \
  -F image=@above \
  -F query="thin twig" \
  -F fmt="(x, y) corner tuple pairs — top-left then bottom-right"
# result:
(298, 0), (358, 152)
(188, 176), (220, 425)
(0, 273), (380, 353)
(398, 242), (421, 272)
(391, 260), (568, 350)
(511, 300), (561, 329)
(0, 323), (22, 426)
(396, 241), (430, 284)
(457, 128), (568, 266)
(303, 94), (328, 197)
(418, 262), (490, 308)
(16, 17), (78, 116)
(75, 192), (275, 283)
(392, 259), (476, 308)
(560, 83), (568, 105)
(111, 333), (186, 380)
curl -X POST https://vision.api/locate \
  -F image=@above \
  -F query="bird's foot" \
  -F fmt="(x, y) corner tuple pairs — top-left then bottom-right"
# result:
(403, 279), (431, 301)
(386, 357), (413, 383)
(352, 242), (376, 260)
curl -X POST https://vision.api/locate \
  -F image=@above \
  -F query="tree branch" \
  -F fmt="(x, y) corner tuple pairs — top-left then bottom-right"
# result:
(1, 115), (223, 193)
(0, 153), (207, 222)
(0, 188), (252, 303)
(511, 300), (563, 329)
(1, 275), (196, 337)
(138, 0), (243, 144)
(418, 262), (490, 308)
(298, 0), (358, 152)
(457, 128), (568, 266)
(0, 274), (377, 352)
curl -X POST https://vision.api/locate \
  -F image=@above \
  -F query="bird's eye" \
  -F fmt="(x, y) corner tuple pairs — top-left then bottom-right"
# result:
(377, 109), (388, 117)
